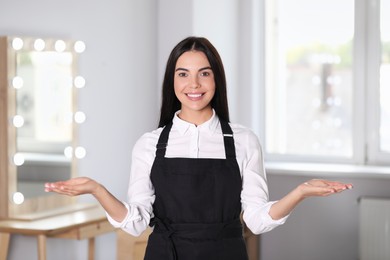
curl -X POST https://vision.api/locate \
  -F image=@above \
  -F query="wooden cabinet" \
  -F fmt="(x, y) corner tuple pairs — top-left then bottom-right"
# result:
(244, 226), (260, 260)
(117, 228), (152, 260)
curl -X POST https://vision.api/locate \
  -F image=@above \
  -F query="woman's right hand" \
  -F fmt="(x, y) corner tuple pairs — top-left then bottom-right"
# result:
(44, 177), (101, 196)
(45, 177), (128, 222)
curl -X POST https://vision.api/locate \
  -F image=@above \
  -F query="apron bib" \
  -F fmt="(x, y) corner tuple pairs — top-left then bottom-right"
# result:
(144, 120), (248, 260)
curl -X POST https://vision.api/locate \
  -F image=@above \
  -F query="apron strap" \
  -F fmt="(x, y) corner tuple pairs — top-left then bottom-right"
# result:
(156, 122), (173, 158)
(220, 120), (236, 159)
(155, 120), (236, 159)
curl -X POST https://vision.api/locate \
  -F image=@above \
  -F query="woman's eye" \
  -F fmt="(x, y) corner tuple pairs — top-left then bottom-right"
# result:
(200, 71), (211, 77)
(178, 72), (187, 77)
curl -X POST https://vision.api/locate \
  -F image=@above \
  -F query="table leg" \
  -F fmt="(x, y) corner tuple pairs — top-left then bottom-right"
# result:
(37, 234), (47, 260)
(88, 237), (95, 260)
(0, 232), (10, 260)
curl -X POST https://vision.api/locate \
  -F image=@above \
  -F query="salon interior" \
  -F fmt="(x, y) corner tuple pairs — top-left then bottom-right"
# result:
(1, 0), (390, 260)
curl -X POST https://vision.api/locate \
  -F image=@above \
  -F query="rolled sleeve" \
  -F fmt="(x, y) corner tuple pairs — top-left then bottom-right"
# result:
(243, 201), (289, 235)
(106, 201), (152, 237)
(105, 201), (131, 228)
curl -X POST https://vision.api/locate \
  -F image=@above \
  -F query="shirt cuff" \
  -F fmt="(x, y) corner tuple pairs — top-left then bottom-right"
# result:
(263, 200), (289, 225)
(105, 201), (139, 228)
(243, 200), (290, 235)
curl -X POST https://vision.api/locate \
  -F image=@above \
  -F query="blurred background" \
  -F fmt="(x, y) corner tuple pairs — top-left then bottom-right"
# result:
(1, 0), (390, 259)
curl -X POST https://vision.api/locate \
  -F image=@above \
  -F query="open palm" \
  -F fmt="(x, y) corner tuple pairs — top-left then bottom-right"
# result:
(45, 177), (100, 196)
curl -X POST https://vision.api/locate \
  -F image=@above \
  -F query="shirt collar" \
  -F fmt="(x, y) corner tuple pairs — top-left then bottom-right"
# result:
(172, 109), (219, 136)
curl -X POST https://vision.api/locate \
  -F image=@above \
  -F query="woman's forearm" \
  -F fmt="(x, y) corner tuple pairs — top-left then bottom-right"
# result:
(269, 187), (304, 220)
(93, 184), (128, 222)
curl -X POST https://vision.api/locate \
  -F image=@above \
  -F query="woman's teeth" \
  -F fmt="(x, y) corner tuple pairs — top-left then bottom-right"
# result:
(187, 93), (202, 98)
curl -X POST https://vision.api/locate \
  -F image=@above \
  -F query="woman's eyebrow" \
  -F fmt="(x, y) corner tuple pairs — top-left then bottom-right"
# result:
(199, 66), (212, 71)
(175, 66), (212, 72)
(175, 67), (189, 72)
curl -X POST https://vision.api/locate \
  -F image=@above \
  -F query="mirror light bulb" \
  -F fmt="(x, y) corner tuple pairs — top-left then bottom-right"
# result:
(75, 146), (86, 159)
(55, 40), (66, 52)
(74, 76), (86, 88)
(12, 192), (25, 205)
(74, 41), (86, 53)
(12, 76), (24, 89)
(74, 111), (86, 124)
(12, 38), (24, 50)
(34, 38), (45, 51)
(13, 115), (24, 128)
(13, 153), (25, 166)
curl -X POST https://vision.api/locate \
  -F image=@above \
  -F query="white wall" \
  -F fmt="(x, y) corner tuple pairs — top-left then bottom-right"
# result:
(2, 0), (390, 259)
(264, 173), (390, 260)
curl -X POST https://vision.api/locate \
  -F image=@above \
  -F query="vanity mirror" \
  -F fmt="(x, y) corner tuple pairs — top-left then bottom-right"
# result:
(0, 36), (86, 219)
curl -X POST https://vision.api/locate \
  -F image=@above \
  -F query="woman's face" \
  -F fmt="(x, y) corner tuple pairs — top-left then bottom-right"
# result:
(174, 51), (216, 120)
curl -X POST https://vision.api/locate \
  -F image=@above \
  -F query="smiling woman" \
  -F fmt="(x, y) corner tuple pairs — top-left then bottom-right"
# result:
(45, 36), (352, 260)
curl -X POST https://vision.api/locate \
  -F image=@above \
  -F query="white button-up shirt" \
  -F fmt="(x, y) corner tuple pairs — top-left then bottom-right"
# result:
(106, 110), (288, 236)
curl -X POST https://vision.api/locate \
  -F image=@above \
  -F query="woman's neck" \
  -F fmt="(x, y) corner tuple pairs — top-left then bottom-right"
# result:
(177, 108), (213, 126)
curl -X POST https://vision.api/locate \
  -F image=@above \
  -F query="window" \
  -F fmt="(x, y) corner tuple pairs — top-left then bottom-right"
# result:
(264, 0), (390, 165)
(379, 0), (390, 153)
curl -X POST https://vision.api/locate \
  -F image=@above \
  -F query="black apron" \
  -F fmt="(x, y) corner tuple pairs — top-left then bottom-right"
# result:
(144, 120), (248, 260)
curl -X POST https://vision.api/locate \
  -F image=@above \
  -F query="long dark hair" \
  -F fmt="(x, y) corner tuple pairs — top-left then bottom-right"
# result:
(158, 36), (230, 127)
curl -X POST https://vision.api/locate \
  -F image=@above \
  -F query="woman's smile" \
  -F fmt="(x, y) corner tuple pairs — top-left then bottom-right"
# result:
(186, 92), (204, 100)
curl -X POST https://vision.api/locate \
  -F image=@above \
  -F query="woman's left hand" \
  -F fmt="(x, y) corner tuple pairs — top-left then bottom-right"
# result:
(297, 179), (353, 198)
(269, 179), (353, 220)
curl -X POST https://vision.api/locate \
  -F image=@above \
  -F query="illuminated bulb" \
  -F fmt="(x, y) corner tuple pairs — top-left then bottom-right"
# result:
(12, 37), (23, 50)
(64, 146), (73, 158)
(75, 146), (86, 159)
(74, 76), (86, 88)
(74, 111), (86, 124)
(12, 76), (24, 89)
(55, 40), (66, 52)
(13, 115), (24, 128)
(34, 38), (45, 51)
(13, 153), (25, 166)
(74, 40), (86, 53)
(13, 192), (25, 205)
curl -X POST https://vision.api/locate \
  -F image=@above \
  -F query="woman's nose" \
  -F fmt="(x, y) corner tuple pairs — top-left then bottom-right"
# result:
(190, 76), (200, 88)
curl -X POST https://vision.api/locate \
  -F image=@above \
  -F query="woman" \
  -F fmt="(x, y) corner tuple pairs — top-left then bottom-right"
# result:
(45, 36), (352, 260)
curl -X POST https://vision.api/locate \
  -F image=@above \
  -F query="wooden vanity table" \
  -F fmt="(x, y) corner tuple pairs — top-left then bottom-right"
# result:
(0, 204), (115, 260)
